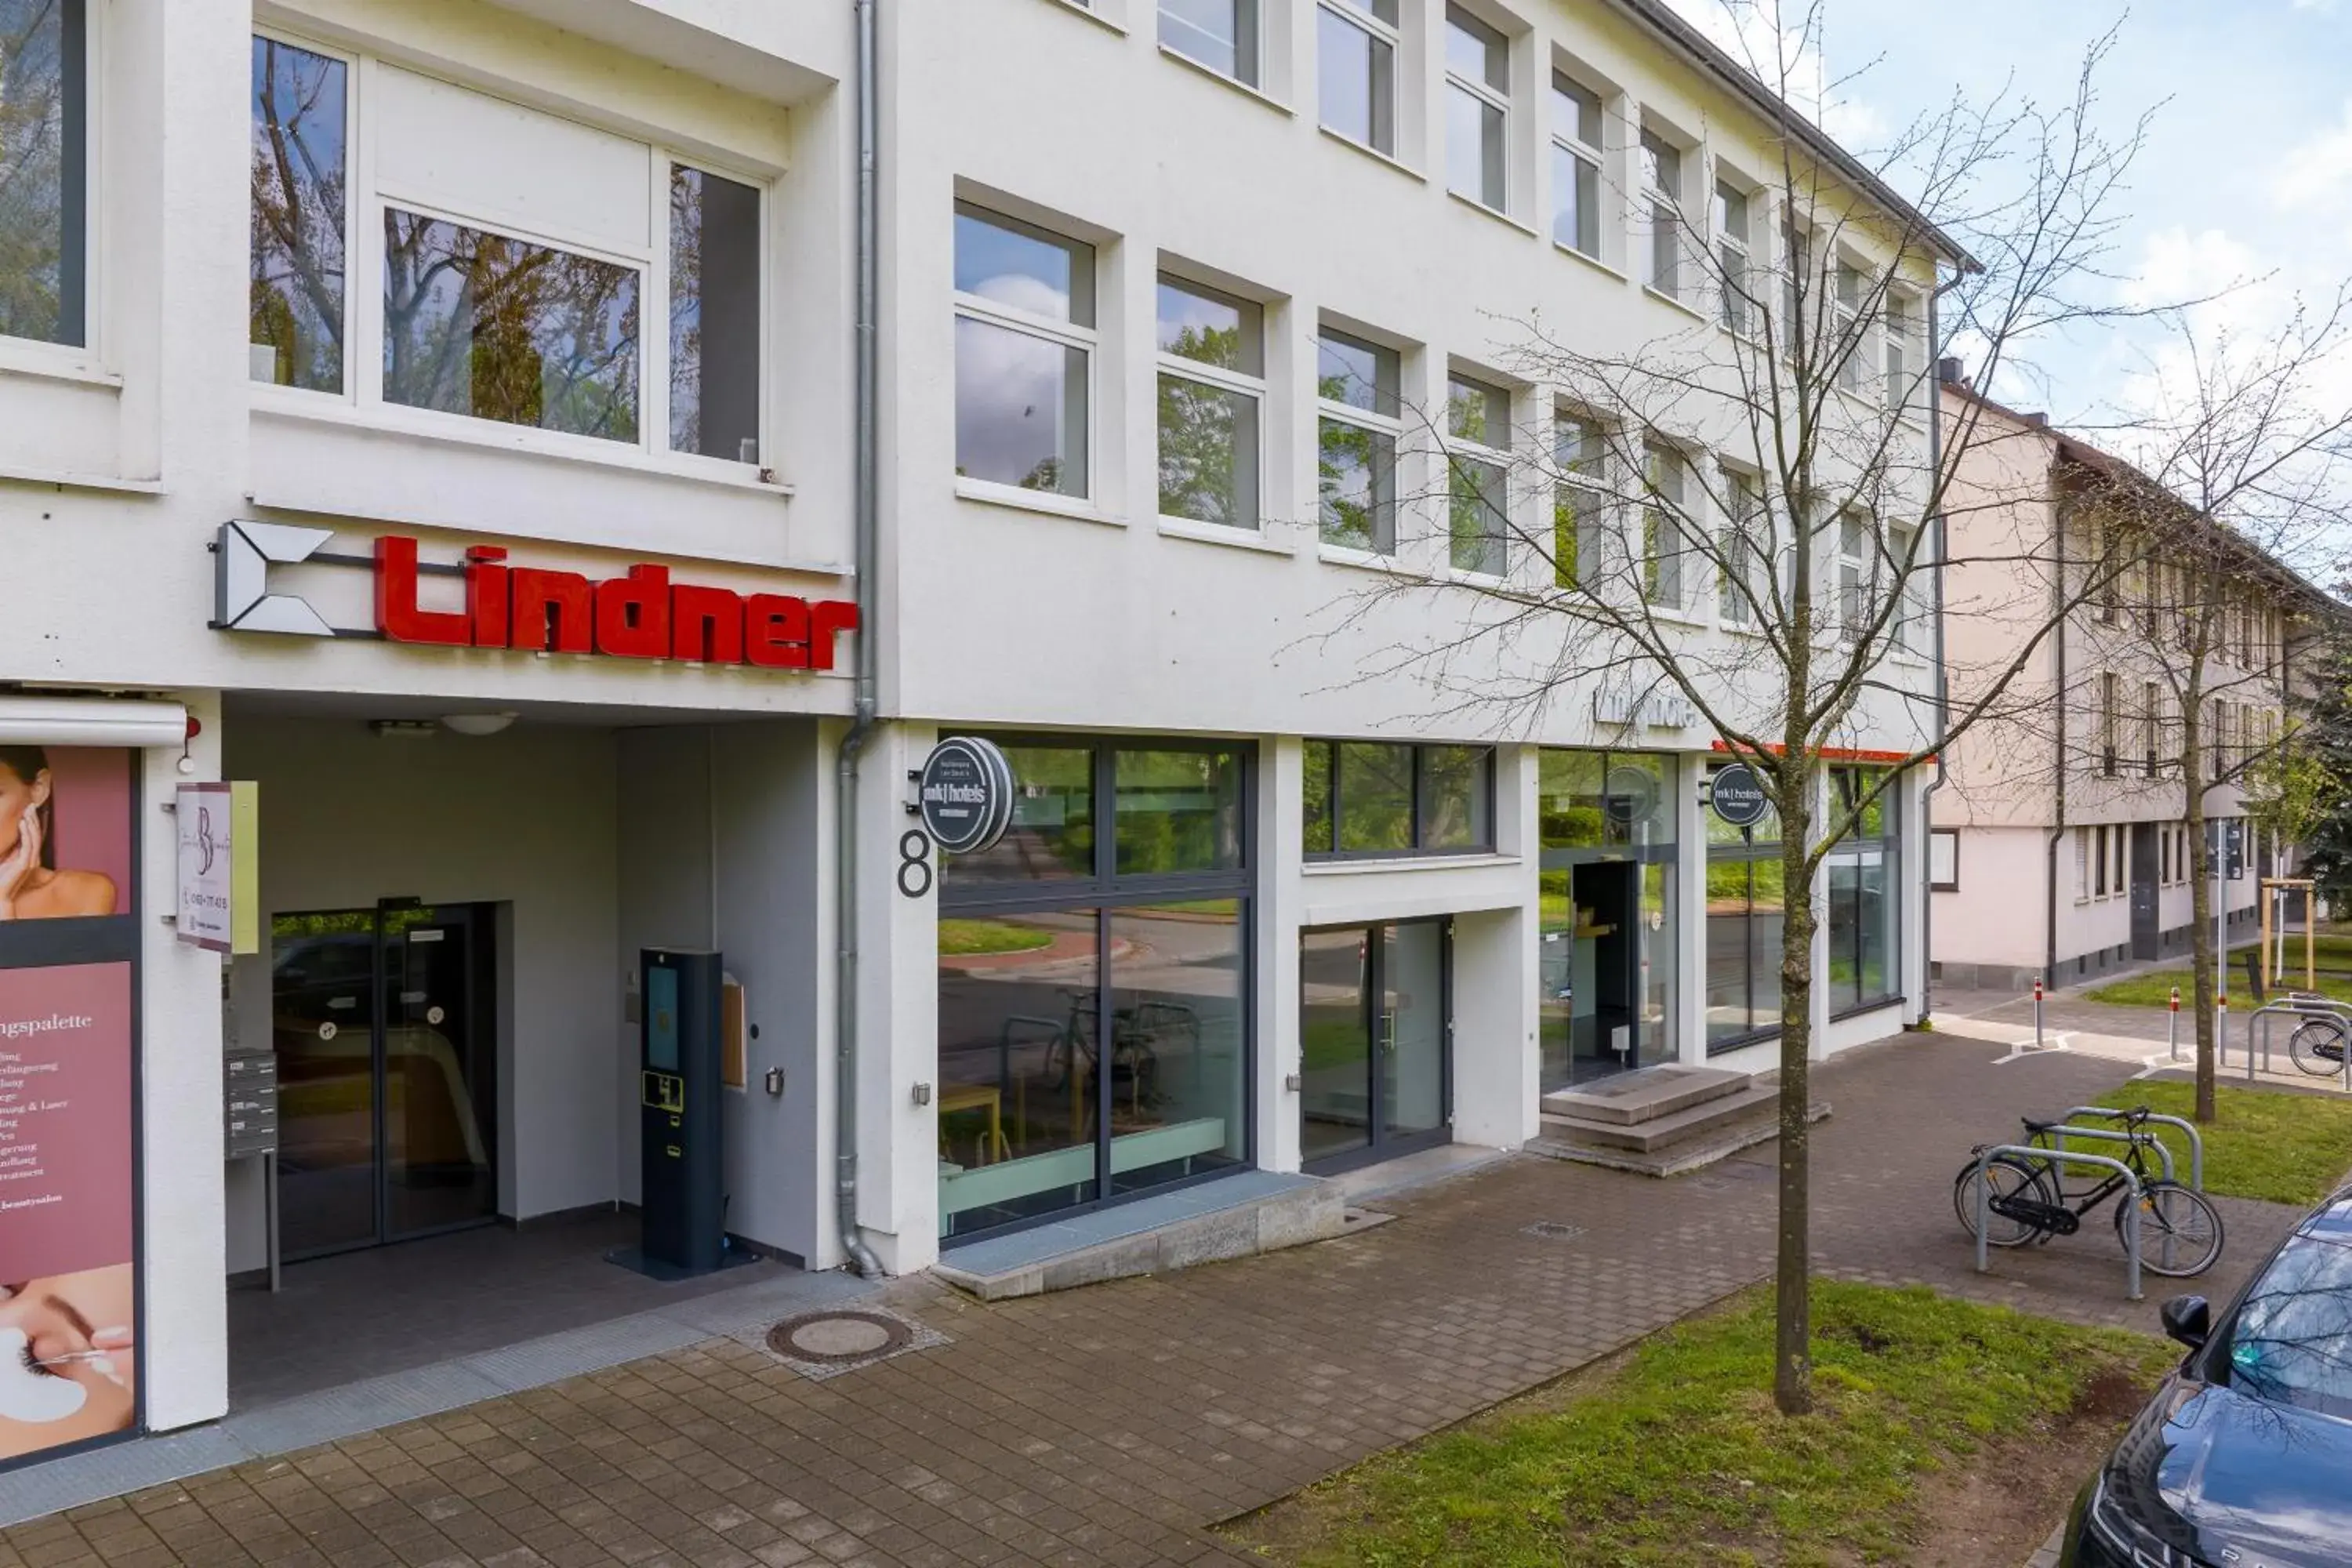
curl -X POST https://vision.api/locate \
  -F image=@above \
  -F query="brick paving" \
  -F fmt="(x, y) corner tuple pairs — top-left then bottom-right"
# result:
(0, 1032), (2318, 1566)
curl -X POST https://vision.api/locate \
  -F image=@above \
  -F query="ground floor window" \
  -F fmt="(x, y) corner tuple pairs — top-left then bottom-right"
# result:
(1537, 749), (1679, 1089)
(1704, 762), (1784, 1050)
(1826, 766), (1900, 1015)
(935, 739), (1252, 1243)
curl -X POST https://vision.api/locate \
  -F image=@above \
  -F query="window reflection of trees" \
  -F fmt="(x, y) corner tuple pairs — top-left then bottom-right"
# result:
(250, 37), (347, 391)
(0, 0), (77, 345)
(383, 211), (640, 442)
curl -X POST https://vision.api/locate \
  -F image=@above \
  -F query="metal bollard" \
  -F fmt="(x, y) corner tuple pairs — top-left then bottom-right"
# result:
(2169, 986), (2180, 1061)
(2034, 975), (2045, 1049)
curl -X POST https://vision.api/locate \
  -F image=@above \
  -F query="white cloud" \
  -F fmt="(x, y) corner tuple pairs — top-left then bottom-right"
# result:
(2269, 100), (2352, 217)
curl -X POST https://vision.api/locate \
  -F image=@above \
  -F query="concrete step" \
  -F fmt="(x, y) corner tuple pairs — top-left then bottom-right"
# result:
(1527, 1092), (1830, 1178)
(1540, 1081), (1783, 1150)
(1537, 1064), (1748, 1126)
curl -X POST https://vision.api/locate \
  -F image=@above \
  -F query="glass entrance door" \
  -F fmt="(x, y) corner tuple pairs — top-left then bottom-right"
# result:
(274, 905), (498, 1260)
(1299, 920), (1450, 1172)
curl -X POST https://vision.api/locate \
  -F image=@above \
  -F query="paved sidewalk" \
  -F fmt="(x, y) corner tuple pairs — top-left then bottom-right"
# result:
(0, 1033), (2303, 1567)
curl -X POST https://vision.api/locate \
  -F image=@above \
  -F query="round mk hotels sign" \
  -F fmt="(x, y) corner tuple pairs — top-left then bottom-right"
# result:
(1709, 761), (1771, 829)
(916, 738), (1014, 856)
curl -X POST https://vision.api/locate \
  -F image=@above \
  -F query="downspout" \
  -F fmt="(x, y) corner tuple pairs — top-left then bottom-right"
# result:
(1918, 274), (1964, 1018)
(2045, 454), (2068, 989)
(833, 0), (884, 1280)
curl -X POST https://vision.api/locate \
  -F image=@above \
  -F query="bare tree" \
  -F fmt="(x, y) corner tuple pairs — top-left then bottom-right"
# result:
(2054, 296), (2352, 1122)
(1313, 9), (2166, 1414)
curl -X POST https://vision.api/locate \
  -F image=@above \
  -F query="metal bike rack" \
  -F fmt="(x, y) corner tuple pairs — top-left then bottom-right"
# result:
(1972, 1145), (2144, 1301)
(2034, 1122), (2176, 1189)
(2245, 999), (2352, 1091)
(2053, 1107), (2205, 1192)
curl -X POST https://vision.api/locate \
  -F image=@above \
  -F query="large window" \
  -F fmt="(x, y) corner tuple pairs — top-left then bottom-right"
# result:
(954, 202), (1094, 498)
(938, 740), (1252, 1243)
(1316, 328), (1400, 553)
(1719, 466), (1762, 626)
(1549, 72), (1602, 259)
(249, 36), (765, 462)
(1302, 741), (1494, 858)
(1443, 5), (1508, 212)
(1162, 0), (1259, 86)
(1827, 767), (1900, 1015)
(1715, 179), (1751, 333)
(1158, 274), (1265, 529)
(1446, 373), (1511, 576)
(1, 0), (87, 349)
(1318, 0), (1397, 155)
(1705, 762), (1783, 1050)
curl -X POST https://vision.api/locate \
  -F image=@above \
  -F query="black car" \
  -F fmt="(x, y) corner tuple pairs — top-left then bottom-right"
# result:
(2063, 1185), (2352, 1566)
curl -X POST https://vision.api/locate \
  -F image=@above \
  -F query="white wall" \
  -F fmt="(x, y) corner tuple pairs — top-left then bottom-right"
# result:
(223, 714), (622, 1272)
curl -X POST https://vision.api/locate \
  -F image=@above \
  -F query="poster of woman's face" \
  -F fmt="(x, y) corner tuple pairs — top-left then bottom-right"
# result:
(0, 1266), (136, 1461)
(0, 748), (128, 922)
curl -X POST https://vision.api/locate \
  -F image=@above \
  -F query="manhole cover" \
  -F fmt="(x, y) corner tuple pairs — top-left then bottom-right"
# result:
(766, 1310), (913, 1364)
(1523, 1221), (1585, 1241)
(745, 1304), (948, 1381)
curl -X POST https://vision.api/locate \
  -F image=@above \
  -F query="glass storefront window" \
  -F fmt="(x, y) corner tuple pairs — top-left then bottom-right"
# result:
(1115, 749), (1243, 875)
(938, 737), (1254, 1243)
(1304, 740), (1495, 858)
(1417, 745), (1490, 850)
(1537, 748), (1678, 1089)
(1107, 901), (1247, 1194)
(942, 743), (1094, 884)
(936, 909), (1101, 1239)
(1827, 766), (1900, 1015)
(1704, 760), (1787, 1049)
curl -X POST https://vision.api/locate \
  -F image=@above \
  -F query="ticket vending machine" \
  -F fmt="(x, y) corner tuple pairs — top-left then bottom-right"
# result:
(638, 948), (724, 1274)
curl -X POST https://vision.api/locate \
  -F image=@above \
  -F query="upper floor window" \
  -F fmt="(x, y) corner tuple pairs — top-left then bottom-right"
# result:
(2143, 680), (2161, 778)
(1835, 510), (1868, 632)
(953, 203), (1095, 498)
(1833, 260), (1867, 393)
(1642, 439), (1689, 609)
(1719, 466), (1762, 626)
(1715, 180), (1751, 333)
(1318, 0), (1397, 156)
(1157, 274), (1265, 530)
(1446, 372), (1511, 576)
(1883, 294), (1912, 412)
(1887, 521), (1920, 650)
(1444, 6), (1508, 212)
(0, 0), (88, 350)
(1304, 740), (1495, 858)
(1162, 0), (1259, 87)
(251, 37), (766, 462)
(1549, 73), (1602, 259)
(1639, 129), (1683, 299)
(2099, 670), (2119, 777)
(1552, 412), (1607, 589)
(1316, 327), (1400, 553)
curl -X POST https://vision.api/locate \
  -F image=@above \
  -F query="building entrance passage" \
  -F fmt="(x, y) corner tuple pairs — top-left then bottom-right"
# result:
(1554, 861), (1646, 1083)
(273, 904), (499, 1260)
(1299, 920), (1450, 1172)
(2131, 824), (2161, 961)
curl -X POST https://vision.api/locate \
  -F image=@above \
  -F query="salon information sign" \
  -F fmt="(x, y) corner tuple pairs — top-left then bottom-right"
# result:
(176, 782), (234, 953)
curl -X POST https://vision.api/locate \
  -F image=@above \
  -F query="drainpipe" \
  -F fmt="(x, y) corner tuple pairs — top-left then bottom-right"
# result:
(2045, 456), (2068, 989)
(1918, 274), (1964, 1018)
(833, 0), (884, 1281)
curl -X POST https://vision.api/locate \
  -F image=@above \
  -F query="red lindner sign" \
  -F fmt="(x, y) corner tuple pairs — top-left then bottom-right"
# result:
(372, 535), (858, 670)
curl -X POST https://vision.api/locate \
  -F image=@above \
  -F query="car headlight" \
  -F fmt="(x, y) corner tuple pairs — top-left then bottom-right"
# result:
(2082, 1473), (2203, 1567)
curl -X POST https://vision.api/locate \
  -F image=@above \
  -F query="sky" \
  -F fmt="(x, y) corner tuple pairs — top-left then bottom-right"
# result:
(1668, 0), (2352, 434)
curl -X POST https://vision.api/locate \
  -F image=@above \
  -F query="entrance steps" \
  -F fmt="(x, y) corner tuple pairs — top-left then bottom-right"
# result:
(1527, 1065), (1828, 1177)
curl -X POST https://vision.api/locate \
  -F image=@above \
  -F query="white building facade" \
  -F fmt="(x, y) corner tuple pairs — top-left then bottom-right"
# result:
(0, 0), (1944, 1464)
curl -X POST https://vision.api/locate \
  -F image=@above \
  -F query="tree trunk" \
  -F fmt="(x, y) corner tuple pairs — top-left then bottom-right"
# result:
(1772, 777), (1817, 1416)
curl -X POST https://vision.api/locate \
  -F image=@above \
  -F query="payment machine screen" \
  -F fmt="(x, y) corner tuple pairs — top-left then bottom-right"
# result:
(648, 964), (680, 1071)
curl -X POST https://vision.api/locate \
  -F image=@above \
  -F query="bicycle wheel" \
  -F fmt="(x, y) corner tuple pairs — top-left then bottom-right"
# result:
(1955, 1154), (2054, 1247)
(2117, 1181), (2225, 1277)
(2288, 1018), (2348, 1078)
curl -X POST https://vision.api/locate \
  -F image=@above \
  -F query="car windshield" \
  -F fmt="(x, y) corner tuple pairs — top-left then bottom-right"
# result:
(2219, 1232), (2352, 1421)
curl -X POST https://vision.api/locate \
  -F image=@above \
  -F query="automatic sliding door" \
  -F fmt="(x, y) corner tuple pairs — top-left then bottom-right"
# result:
(273, 913), (382, 1258)
(382, 907), (497, 1240)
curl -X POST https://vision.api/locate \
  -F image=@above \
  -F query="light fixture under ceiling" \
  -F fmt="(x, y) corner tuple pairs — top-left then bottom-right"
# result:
(368, 720), (439, 739)
(440, 712), (519, 737)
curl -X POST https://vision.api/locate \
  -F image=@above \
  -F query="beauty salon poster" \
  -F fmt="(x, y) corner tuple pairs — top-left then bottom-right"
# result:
(0, 749), (138, 1464)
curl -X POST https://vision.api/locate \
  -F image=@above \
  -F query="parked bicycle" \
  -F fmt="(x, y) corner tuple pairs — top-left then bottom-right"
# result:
(1952, 1108), (2224, 1277)
(2285, 1006), (2350, 1076)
